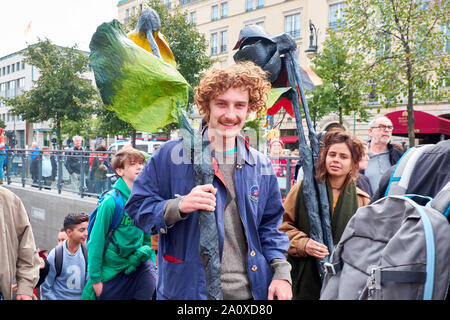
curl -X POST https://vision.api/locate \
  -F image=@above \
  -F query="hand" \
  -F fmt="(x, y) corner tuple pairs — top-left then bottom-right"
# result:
(305, 239), (329, 259)
(93, 282), (103, 297)
(16, 294), (32, 300)
(179, 184), (217, 213)
(268, 279), (292, 300)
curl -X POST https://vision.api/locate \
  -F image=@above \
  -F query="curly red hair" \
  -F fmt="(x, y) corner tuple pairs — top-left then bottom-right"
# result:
(194, 61), (271, 122)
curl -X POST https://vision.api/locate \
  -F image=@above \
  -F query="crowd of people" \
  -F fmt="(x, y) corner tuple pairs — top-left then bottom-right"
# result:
(0, 62), (448, 301)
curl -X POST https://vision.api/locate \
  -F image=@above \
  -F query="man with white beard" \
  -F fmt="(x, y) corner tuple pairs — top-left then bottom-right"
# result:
(363, 116), (403, 193)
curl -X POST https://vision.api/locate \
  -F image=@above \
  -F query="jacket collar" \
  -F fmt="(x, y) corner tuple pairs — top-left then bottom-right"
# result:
(202, 126), (256, 167)
(113, 177), (130, 200)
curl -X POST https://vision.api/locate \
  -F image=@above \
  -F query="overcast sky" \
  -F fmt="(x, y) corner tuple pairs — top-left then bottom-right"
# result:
(0, 0), (118, 57)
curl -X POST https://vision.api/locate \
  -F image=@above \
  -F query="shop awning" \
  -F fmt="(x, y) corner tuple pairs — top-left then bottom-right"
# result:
(279, 136), (298, 144)
(385, 110), (450, 137)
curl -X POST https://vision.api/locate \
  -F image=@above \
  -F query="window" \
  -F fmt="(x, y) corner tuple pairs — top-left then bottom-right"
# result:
(443, 22), (450, 54)
(9, 80), (16, 97)
(220, 31), (227, 53)
(7, 65), (10, 74)
(329, 2), (346, 29)
(125, 9), (130, 24)
(16, 62), (20, 71)
(189, 11), (196, 24)
(246, 0), (253, 11)
(22, 61), (25, 69)
(221, 2), (228, 18)
(18, 78), (25, 94)
(211, 33), (218, 55)
(212, 5), (218, 21)
(256, 0), (264, 9)
(285, 13), (300, 39)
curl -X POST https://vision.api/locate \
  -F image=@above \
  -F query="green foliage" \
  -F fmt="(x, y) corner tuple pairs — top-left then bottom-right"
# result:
(0, 118), (5, 129)
(342, 0), (450, 146)
(310, 28), (369, 126)
(3, 39), (98, 148)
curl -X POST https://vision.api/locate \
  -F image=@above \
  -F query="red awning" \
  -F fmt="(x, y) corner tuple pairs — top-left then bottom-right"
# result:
(279, 136), (298, 144)
(385, 110), (450, 137)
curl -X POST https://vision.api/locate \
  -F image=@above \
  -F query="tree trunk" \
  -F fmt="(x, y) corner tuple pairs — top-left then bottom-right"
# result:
(405, 53), (416, 148)
(56, 117), (63, 150)
(131, 128), (136, 148)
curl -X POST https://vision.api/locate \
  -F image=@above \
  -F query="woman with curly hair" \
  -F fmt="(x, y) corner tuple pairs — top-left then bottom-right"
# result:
(279, 129), (371, 300)
(126, 61), (292, 300)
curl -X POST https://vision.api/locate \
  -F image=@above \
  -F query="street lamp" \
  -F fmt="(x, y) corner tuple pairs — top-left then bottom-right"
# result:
(305, 19), (318, 59)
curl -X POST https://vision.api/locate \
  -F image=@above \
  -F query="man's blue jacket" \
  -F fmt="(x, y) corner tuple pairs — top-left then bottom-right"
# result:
(125, 136), (289, 300)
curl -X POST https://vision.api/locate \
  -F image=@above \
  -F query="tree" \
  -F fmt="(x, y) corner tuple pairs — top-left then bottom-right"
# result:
(2, 39), (98, 149)
(310, 28), (369, 127)
(343, 0), (449, 146)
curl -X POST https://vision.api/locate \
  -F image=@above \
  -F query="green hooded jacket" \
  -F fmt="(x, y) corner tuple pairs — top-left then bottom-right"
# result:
(81, 177), (155, 300)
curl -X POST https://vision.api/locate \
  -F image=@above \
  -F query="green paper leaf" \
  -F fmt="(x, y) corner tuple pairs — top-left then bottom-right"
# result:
(89, 19), (190, 133)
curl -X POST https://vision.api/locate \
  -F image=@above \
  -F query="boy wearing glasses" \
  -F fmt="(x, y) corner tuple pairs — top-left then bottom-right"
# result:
(364, 116), (403, 193)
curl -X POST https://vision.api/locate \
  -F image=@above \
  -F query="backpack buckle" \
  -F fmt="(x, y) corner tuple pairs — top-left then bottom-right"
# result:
(366, 265), (381, 290)
(323, 262), (336, 275)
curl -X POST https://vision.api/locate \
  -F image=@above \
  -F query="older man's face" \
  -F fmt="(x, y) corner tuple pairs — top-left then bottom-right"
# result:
(73, 137), (82, 148)
(369, 118), (394, 145)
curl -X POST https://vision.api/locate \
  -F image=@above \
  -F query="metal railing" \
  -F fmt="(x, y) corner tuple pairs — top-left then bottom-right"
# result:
(1, 149), (116, 198)
(1, 149), (301, 199)
(268, 156), (301, 197)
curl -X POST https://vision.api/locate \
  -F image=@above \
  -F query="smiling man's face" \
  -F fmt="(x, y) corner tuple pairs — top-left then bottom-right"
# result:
(206, 87), (249, 150)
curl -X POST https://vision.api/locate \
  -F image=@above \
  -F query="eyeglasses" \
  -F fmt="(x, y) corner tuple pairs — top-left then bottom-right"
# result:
(372, 125), (394, 131)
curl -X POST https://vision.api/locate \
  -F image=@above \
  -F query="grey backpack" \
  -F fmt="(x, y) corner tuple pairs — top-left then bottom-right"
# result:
(320, 182), (450, 300)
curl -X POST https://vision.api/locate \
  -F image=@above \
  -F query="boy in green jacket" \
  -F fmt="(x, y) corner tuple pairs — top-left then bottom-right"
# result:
(82, 146), (156, 300)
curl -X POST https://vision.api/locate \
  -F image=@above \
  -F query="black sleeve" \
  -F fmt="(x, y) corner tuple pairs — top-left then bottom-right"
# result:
(35, 259), (50, 288)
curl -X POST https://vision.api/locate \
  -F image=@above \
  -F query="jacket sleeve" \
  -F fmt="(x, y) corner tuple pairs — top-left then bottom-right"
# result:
(125, 154), (169, 235)
(86, 197), (115, 284)
(258, 171), (290, 262)
(39, 249), (57, 300)
(30, 157), (38, 181)
(14, 195), (40, 297)
(279, 181), (309, 258)
(51, 156), (57, 180)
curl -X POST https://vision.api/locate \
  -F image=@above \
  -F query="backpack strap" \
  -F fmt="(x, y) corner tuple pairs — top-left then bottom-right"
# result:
(54, 243), (64, 277)
(385, 145), (434, 197)
(389, 195), (436, 300)
(81, 242), (88, 273)
(430, 181), (450, 218)
(102, 189), (124, 258)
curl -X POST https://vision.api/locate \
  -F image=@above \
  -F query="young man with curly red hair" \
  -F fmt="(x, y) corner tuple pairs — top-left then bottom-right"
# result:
(126, 62), (292, 300)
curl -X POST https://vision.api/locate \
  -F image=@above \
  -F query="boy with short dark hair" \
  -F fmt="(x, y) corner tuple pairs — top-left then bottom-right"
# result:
(40, 213), (89, 300)
(82, 145), (156, 300)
